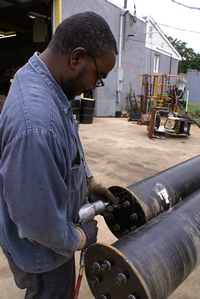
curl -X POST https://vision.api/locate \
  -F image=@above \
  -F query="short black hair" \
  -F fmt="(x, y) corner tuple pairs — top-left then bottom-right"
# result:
(48, 11), (118, 58)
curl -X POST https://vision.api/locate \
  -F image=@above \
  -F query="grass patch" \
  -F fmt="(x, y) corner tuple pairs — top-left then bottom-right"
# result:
(179, 104), (200, 122)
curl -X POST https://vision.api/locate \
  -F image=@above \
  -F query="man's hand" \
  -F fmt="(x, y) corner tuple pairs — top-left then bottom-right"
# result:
(76, 220), (98, 250)
(88, 178), (119, 213)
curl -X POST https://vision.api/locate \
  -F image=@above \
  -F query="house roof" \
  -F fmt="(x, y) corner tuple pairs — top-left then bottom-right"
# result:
(144, 15), (182, 61)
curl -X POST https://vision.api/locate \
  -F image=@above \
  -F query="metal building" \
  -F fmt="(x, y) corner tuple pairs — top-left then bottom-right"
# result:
(0, 0), (181, 116)
(186, 69), (200, 104)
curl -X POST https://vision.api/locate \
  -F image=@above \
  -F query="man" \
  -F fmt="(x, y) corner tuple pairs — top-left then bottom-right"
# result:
(0, 12), (118, 298)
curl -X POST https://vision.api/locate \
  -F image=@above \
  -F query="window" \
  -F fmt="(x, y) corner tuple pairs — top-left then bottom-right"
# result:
(149, 26), (153, 39)
(154, 55), (160, 73)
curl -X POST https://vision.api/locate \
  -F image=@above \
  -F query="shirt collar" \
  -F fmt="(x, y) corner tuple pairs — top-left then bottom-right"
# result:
(29, 52), (71, 113)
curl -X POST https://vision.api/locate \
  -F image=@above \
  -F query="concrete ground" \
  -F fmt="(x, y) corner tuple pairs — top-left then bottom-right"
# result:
(0, 117), (200, 299)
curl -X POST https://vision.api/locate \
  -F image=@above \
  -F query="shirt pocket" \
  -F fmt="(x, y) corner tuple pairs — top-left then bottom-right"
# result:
(71, 158), (86, 193)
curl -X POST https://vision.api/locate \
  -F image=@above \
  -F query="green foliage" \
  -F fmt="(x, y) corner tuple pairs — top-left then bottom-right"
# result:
(167, 36), (200, 73)
(179, 104), (200, 121)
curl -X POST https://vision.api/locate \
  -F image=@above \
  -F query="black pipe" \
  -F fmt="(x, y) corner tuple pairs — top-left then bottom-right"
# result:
(105, 155), (200, 238)
(85, 189), (200, 299)
(179, 113), (200, 129)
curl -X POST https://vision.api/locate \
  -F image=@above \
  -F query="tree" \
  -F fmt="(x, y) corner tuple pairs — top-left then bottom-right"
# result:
(167, 36), (200, 73)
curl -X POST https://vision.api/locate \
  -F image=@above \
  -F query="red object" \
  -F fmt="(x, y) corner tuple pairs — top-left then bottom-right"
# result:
(74, 266), (84, 299)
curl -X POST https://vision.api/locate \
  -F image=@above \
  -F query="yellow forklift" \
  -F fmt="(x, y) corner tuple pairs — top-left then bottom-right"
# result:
(137, 73), (198, 138)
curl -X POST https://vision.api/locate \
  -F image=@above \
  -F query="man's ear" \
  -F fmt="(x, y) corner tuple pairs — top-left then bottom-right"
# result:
(69, 47), (87, 70)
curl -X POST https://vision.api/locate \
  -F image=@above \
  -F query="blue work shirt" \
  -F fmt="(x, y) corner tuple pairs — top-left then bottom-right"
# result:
(0, 52), (92, 273)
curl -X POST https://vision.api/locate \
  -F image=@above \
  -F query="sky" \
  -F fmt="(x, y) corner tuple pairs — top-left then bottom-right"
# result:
(107, 0), (200, 54)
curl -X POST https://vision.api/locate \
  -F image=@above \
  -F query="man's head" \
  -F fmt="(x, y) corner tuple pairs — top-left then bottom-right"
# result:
(48, 11), (118, 59)
(45, 12), (118, 100)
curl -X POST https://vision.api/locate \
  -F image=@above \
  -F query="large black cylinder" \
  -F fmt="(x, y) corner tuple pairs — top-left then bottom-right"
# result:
(71, 99), (81, 123)
(105, 155), (200, 238)
(85, 190), (200, 299)
(80, 98), (95, 124)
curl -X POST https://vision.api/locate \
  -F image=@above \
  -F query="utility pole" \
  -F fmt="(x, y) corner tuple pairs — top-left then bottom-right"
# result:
(123, 0), (128, 49)
(124, 0), (128, 8)
(117, 3), (129, 103)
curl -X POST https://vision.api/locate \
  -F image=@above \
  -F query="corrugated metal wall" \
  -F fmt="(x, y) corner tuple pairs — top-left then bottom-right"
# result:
(186, 70), (200, 104)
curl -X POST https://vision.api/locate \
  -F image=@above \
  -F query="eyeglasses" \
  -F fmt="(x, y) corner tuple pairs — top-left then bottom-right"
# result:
(92, 57), (105, 88)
